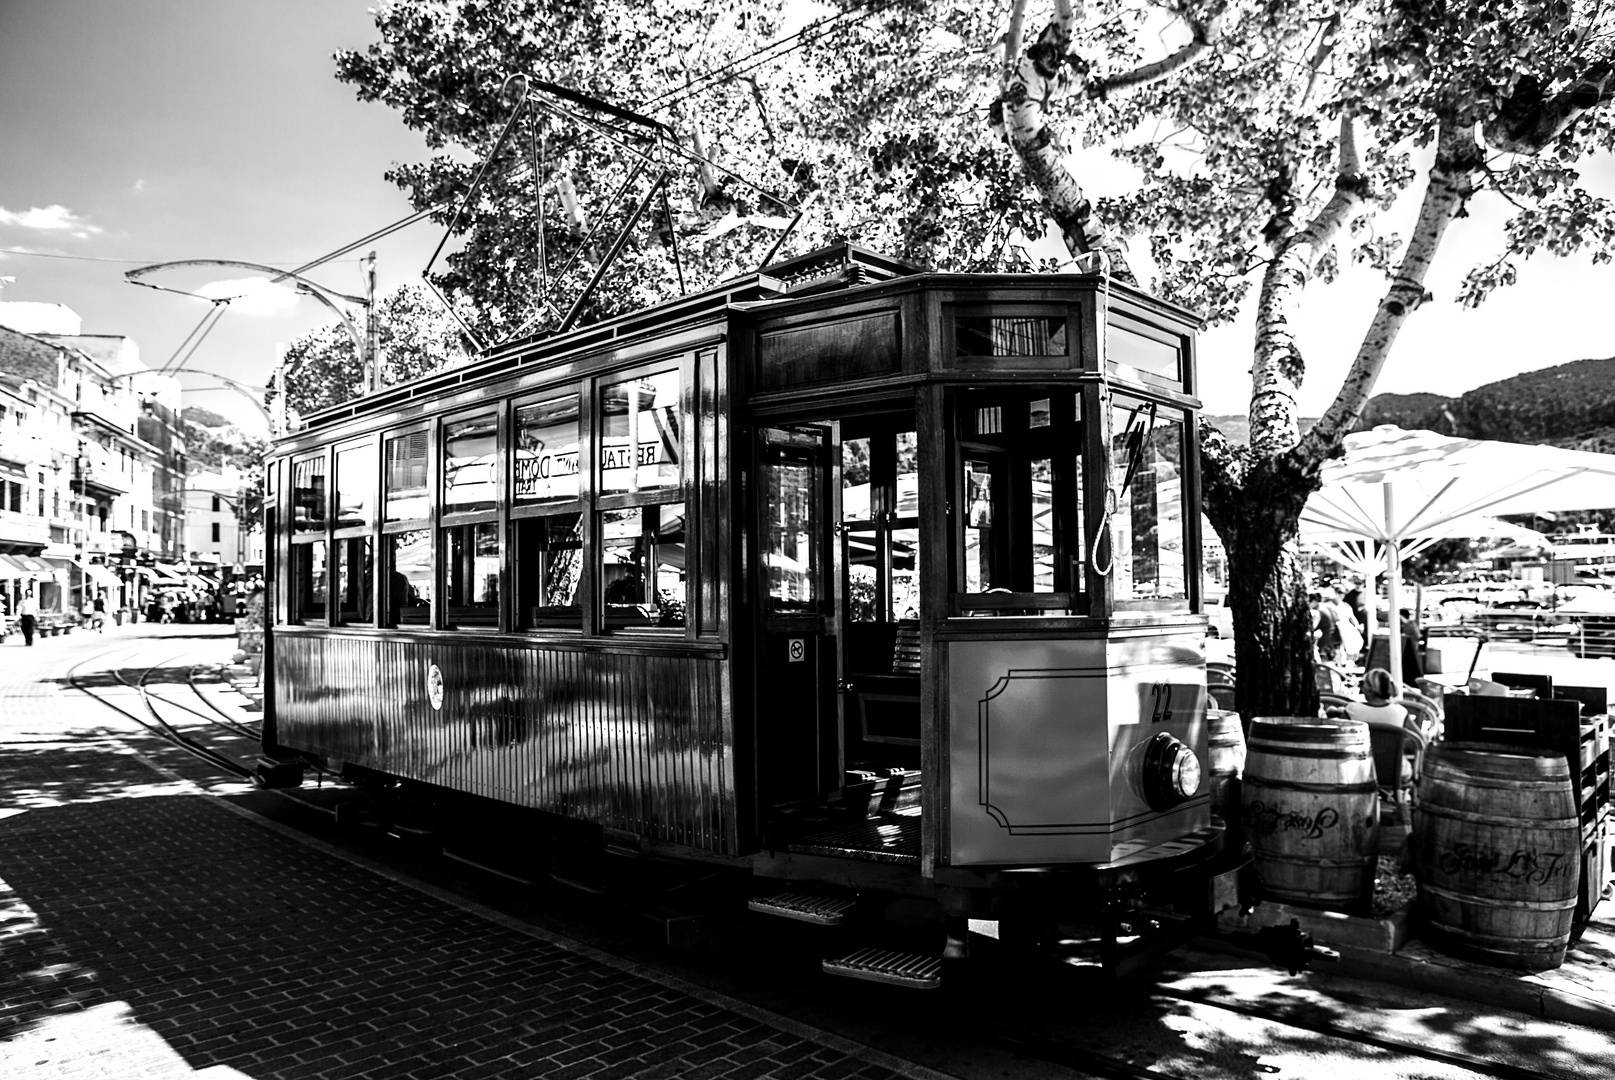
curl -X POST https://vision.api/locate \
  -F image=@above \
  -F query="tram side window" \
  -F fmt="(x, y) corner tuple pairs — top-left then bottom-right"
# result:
(954, 391), (1083, 615)
(291, 455), (327, 622)
(841, 427), (921, 625)
(383, 431), (431, 626)
(293, 541), (327, 623)
(602, 505), (685, 627)
(514, 394), (583, 630)
(441, 414), (500, 628)
(599, 368), (686, 630)
(333, 441), (376, 625)
(1109, 392), (1190, 612)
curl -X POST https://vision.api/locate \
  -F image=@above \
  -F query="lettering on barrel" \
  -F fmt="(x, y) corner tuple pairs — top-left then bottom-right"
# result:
(1436, 843), (1572, 886)
(1244, 801), (1340, 841)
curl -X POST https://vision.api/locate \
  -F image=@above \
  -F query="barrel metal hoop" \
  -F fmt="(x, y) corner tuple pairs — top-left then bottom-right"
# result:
(1420, 881), (1577, 915)
(1248, 745), (1369, 759)
(1415, 802), (1581, 831)
(1243, 778), (1379, 795)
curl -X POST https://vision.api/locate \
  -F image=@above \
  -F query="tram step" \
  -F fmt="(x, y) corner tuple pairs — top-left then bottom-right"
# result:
(821, 947), (941, 990)
(748, 890), (858, 926)
(253, 757), (304, 788)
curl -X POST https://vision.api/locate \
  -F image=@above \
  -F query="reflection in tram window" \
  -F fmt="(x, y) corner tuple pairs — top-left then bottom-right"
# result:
(602, 503), (686, 628)
(385, 529), (431, 626)
(517, 512), (583, 628)
(444, 521), (499, 627)
(335, 536), (373, 624)
(384, 431), (429, 521)
(891, 527), (920, 620)
(443, 414), (498, 514)
(294, 540), (327, 621)
(840, 425), (920, 626)
(1109, 392), (1189, 611)
(955, 314), (1067, 357)
(514, 395), (580, 504)
(334, 442), (376, 530)
(601, 369), (681, 494)
(292, 455), (325, 533)
(762, 451), (818, 609)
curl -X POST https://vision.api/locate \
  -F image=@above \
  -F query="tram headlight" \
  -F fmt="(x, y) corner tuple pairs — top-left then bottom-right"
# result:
(1138, 732), (1202, 810)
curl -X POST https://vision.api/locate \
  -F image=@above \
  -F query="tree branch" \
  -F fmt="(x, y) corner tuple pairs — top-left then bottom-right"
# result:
(1089, 8), (1223, 100)
(1300, 122), (1486, 462)
(1484, 62), (1615, 154)
(1248, 116), (1370, 456)
(1002, 0), (1031, 93)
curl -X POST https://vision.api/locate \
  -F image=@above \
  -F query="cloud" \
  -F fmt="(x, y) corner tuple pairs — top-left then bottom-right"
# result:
(133, 180), (146, 193)
(0, 204), (102, 238)
(195, 276), (301, 318)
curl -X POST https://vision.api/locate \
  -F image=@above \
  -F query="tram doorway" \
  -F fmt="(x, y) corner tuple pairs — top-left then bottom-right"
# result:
(751, 415), (924, 821)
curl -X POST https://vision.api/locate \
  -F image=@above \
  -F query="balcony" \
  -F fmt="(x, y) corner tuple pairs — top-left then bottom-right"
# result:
(0, 431), (45, 469)
(72, 445), (134, 497)
(0, 508), (50, 548)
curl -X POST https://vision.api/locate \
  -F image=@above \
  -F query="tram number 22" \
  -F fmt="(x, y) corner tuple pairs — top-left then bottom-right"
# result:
(1148, 682), (1180, 724)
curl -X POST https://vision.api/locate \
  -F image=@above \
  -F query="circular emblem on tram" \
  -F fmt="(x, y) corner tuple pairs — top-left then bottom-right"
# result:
(426, 663), (445, 711)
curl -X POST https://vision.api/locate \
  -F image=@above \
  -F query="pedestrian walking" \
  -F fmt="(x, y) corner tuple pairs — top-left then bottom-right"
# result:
(19, 588), (39, 646)
(92, 592), (107, 632)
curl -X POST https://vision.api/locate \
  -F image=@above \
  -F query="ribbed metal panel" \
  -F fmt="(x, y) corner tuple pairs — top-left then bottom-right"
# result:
(274, 635), (734, 855)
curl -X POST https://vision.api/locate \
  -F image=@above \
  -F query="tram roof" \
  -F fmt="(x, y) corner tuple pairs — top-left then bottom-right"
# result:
(285, 241), (1202, 440)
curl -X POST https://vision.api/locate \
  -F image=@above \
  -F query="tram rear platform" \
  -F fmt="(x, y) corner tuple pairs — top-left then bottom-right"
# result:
(3, 633), (1615, 1080)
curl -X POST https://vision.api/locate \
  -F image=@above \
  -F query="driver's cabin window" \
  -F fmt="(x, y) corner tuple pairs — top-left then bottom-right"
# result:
(1109, 392), (1191, 613)
(953, 390), (1083, 616)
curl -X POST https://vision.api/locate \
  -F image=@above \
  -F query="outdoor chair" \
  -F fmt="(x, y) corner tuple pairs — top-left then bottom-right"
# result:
(1207, 683), (1238, 712)
(1400, 693), (1441, 742)
(1315, 662), (1357, 694)
(1206, 661), (1236, 686)
(1366, 720), (1427, 821)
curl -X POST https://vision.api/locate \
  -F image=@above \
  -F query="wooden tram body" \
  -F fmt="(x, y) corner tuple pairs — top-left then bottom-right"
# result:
(263, 245), (1220, 973)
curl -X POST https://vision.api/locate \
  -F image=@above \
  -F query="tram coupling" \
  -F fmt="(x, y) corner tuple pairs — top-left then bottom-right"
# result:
(1228, 918), (1341, 975)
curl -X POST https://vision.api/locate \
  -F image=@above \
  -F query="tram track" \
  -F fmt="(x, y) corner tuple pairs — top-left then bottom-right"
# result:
(65, 644), (256, 781)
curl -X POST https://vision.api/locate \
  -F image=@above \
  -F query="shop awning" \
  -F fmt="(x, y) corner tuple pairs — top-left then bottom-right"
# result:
(184, 574), (215, 590)
(79, 562), (122, 589)
(42, 556), (77, 581)
(134, 564), (184, 584)
(0, 555), (27, 580)
(3, 553), (57, 578)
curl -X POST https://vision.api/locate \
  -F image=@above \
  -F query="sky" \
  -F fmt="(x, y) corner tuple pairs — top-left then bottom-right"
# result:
(0, 1), (1612, 437)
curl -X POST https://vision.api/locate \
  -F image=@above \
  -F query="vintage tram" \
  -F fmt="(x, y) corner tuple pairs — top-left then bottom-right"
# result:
(262, 244), (1235, 985)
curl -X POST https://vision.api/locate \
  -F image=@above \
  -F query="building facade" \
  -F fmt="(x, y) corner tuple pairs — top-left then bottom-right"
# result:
(0, 308), (179, 625)
(185, 464), (264, 575)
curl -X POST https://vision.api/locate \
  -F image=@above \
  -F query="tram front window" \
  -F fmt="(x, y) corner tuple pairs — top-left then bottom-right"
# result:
(1109, 393), (1190, 612)
(840, 420), (921, 646)
(954, 390), (1083, 615)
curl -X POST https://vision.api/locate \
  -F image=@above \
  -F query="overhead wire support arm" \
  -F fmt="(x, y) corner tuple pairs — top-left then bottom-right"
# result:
(558, 171), (672, 335)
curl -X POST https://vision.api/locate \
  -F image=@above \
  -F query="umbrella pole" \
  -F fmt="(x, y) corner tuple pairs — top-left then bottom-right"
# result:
(1385, 483), (1404, 691)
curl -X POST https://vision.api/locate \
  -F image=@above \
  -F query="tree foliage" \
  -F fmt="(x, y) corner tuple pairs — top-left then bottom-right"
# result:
(327, 0), (1614, 712)
(270, 284), (469, 418)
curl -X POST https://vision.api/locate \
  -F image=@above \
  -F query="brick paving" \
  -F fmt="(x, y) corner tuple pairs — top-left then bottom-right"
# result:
(0, 630), (953, 1080)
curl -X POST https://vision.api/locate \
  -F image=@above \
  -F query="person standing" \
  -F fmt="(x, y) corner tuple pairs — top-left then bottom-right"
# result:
(1310, 590), (1340, 662)
(19, 588), (39, 646)
(92, 592), (107, 632)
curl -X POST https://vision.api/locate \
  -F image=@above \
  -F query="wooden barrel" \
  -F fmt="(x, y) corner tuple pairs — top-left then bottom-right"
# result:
(1411, 741), (1580, 971)
(1241, 717), (1380, 912)
(1206, 710), (1245, 828)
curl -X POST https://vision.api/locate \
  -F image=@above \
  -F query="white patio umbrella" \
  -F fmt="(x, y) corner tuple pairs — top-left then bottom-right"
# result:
(1301, 426), (1615, 688)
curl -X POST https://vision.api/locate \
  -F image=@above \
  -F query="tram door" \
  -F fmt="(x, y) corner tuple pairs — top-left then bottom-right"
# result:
(754, 425), (839, 808)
